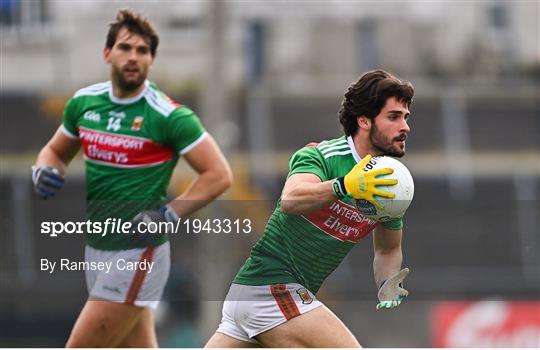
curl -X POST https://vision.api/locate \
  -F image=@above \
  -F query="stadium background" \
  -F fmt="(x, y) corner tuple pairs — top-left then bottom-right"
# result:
(1, 1), (539, 347)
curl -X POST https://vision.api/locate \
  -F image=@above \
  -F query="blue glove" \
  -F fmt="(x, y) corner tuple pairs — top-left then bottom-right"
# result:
(32, 165), (65, 199)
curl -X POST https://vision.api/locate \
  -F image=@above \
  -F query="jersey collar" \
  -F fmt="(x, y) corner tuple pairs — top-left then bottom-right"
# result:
(109, 80), (149, 105)
(346, 135), (361, 163)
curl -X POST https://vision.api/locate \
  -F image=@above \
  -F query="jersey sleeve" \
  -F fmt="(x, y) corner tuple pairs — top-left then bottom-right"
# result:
(164, 106), (207, 154)
(61, 97), (80, 138)
(288, 146), (329, 182)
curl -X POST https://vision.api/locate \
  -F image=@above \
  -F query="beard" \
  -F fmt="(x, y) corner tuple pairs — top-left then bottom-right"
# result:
(111, 64), (147, 93)
(369, 123), (407, 157)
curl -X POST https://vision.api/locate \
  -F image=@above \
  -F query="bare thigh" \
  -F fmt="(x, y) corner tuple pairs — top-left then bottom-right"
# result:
(117, 307), (158, 348)
(256, 305), (361, 348)
(205, 332), (259, 348)
(66, 299), (145, 347)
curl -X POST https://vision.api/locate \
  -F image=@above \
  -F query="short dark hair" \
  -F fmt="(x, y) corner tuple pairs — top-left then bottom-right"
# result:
(106, 9), (159, 57)
(338, 69), (414, 136)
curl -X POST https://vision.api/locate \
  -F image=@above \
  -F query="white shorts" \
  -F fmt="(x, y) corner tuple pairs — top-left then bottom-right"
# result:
(85, 242), (170, 310)
(216, 283), (323, 343)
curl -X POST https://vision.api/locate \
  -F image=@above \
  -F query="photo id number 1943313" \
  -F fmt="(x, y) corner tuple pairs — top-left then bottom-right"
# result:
(182, 218), (252, 234)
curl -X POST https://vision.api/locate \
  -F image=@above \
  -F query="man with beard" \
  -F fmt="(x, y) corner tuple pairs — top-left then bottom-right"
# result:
(206, 70), (413, 347)
(32, 9), (232, 347)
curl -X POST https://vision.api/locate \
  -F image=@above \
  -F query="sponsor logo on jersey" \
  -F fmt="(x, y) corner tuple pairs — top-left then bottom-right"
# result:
(83, 111), (101, 122)
(296, 288), (313, 304)
(303, 200), (378, 243)
(131, 116), (144, 131)
(79, 127), (173, 168)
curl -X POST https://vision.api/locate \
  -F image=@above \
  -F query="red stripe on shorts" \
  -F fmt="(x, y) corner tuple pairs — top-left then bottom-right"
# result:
(270, 284), (291, 320)
(276, 284), (296, 319)
(271, 283), (300, 320)
(283, 288), (301, 317)
(125, 246), (154, 305)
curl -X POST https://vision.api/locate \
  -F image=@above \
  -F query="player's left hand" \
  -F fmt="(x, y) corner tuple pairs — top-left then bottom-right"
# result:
(376, 268), (410, 310)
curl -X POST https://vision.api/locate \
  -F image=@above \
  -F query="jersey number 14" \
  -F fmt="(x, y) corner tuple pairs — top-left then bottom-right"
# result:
(107, 117), (122, 132)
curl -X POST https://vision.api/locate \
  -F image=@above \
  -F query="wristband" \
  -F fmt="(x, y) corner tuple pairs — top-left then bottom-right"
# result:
(332, 177), (349, 199)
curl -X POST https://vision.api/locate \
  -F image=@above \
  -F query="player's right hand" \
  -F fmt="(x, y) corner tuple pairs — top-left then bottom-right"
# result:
(130, 206), (179, 234)
(338, 154), (397, 209)
(32, 165), (65, 199)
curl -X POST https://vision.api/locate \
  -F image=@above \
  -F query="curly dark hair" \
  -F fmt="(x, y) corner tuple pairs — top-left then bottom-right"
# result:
(338, 70), (414, 136)
(106, 9), (159, 57)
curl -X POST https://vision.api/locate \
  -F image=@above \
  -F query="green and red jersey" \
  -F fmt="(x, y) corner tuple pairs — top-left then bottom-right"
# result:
(234, 136), (403, 293)
(62, 80), (206, 250)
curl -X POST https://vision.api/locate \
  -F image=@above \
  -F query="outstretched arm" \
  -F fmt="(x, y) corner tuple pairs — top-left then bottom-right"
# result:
(373, 225), (410, 310)
(280, 173), (336, 215)
(281, 154), (398, 216)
